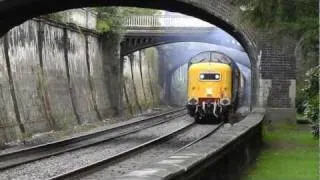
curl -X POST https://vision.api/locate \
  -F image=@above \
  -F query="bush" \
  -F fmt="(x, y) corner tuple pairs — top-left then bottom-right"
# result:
(302, 66), (319, 137)
(295, 89), (307, 114)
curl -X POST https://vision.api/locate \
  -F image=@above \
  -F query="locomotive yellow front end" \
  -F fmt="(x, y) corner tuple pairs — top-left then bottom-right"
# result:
(186, 62), (232, 123)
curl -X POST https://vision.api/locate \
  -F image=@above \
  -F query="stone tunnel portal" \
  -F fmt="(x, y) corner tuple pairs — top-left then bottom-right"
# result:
(0, 0), (259, 108)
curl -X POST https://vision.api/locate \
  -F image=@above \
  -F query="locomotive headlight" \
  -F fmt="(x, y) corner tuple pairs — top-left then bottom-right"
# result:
(200, 74), (205, 79)
(215, 74), (220, 79)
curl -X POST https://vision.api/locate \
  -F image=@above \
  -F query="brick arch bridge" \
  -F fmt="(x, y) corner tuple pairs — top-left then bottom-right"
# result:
(0, 0), (296, 119)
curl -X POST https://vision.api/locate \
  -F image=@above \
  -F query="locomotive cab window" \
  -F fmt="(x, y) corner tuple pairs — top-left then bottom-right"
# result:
(199, 73), (221, 81)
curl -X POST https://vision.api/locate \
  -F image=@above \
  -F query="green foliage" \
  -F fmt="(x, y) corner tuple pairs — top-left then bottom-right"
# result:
(302, 66), (319, 137)
(233, 0), (318, 58)
(95, 7), (123, 33)
(295, 88), (307, 114)
(296, 66), (319, 137)
(95, 7), (160, 33)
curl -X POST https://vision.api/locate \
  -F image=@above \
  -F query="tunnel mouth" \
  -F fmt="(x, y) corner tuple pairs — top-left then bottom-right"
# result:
(168, 48), (251, 112)
(0, 1), (258, 109)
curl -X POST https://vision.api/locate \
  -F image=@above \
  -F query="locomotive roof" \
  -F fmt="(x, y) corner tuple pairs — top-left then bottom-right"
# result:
(188, 62), (232, 70)
(189, 51), (234, 64)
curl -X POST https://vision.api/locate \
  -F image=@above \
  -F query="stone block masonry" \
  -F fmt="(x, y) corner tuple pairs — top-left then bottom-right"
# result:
(0, 18), (162, 145)
(0, 37), (22, 144)
(6, 20), (50, 135)
(40, 22), (78, 129)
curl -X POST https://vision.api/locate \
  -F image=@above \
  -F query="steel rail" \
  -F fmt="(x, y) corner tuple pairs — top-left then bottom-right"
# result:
(173, 122), (225, 153)
(48, 122), (195, 180)
(0, 108), (186, 170)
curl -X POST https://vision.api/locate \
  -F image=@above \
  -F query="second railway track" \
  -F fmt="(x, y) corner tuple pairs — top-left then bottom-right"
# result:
(0, 110), (192, 180)
(0, 108), (185, 170)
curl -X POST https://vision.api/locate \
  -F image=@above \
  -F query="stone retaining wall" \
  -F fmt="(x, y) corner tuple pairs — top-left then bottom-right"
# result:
(0, 19), (162, 145)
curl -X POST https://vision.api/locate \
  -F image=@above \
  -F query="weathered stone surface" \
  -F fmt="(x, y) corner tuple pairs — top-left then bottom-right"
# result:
(0, 18), (167, 144)
(123, 56), (140, 114)
(67, 30), (97, 124)
(7, 20), (49, 134)
(140, 50), (153, 106)
(87, 35), (111, 119)
(0, 37), (21, 143)
(41, 23), (77, 129)
(170, 63), (188, 106)
(122, 48), (162, 116)
(101, 32), (122, 116)
(132, 52), (146, 109)
(145, 47), (161, 105)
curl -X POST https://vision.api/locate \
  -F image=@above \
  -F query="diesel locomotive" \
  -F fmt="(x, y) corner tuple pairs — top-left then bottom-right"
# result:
(186, 51), (241, 123)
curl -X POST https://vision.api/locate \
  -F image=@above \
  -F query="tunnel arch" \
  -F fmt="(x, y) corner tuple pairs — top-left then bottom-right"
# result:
(168, 49), (252, 109)
(130, 42), (252, 108)
(0, 0), (259, 108)
(126, 42), (251, 77)
(121, 29), (246, 56)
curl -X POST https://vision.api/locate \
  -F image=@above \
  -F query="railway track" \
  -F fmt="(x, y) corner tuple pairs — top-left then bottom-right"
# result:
(49, 122), (224, 180)
(0, 108), (186, 170)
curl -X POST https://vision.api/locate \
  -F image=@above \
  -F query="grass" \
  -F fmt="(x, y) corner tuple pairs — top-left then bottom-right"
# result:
(242, 122), (319, 180)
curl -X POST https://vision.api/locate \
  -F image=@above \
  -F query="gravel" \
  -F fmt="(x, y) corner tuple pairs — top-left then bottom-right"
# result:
(0, 115), (192, 180)
(0, 106), (175, 156)
(81, 124), (219, 179)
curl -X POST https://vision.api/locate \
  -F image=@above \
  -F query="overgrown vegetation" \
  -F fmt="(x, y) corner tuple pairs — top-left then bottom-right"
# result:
(95, 7), (160, 33)
(299, 66), (319, 137)
(233, 0), (319, 136)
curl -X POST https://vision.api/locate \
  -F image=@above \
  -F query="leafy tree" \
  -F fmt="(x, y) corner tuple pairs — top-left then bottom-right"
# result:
(95, 7), (122, 33)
